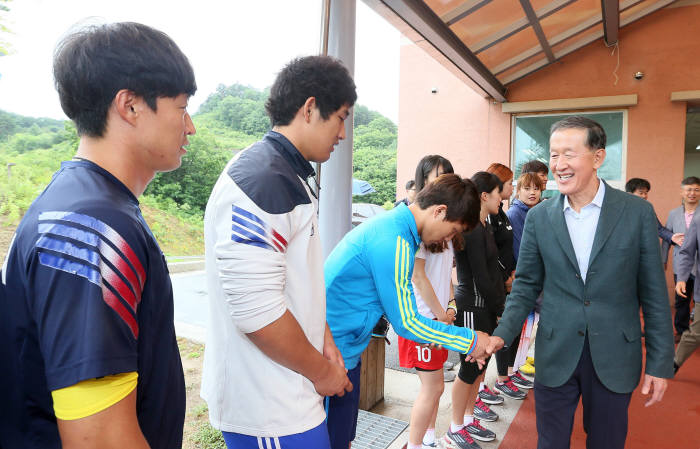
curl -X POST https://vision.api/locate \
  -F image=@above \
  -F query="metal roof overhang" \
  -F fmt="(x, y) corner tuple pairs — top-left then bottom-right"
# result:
(362, 0), (681, 102)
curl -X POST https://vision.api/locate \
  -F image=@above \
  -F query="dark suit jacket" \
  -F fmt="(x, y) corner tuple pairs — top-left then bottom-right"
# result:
(493, 182), (674, 393)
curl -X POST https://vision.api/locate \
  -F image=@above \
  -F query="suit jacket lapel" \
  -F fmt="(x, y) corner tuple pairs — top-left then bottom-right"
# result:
(547, 195), (581, 276)
(589, 181), (625, 268)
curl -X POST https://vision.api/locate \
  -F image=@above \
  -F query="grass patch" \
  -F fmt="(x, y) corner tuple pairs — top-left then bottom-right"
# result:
(191, 403), (208, 419)
(189, 421), (226, 449)
(188, 351), (201, 359)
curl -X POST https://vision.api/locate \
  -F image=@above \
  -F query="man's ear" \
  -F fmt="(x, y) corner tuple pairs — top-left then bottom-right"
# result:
(301, 97), (317, 123)
(593, 148), (606, 169)
(434, 204), (447, 219)
(114, 89), (140, 126)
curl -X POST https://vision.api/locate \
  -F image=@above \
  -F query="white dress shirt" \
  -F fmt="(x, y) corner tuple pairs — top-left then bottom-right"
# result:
(563, 180), (605, 283)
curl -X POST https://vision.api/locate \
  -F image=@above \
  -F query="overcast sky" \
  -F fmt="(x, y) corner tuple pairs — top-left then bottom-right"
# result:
(0, 0), (401, 123)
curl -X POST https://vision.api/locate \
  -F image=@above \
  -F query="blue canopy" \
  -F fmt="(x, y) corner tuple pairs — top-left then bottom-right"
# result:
(352, 178), (375, 195)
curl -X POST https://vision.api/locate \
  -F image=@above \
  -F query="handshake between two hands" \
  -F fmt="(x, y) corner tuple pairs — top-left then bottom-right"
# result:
(422, 331), (504, 369)
(464, 332), (505, 369)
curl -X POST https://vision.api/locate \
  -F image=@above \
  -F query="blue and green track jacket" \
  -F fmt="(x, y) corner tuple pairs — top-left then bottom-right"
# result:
(325, 204), (478, 370)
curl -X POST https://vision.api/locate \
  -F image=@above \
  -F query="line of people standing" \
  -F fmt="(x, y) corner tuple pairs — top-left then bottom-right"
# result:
(0, 18), (676, 449)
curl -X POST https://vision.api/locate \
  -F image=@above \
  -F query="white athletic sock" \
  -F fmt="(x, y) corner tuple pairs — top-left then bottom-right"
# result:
(463, 414), (474, 426)
(423, 428), (436, 445)
(450, 422), (464, 433)
(407, 443), (422, 449)
(479, 381), (485, 391)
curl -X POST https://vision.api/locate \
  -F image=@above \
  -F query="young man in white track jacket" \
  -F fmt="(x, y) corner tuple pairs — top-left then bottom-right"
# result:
(201, 56), (357, 449)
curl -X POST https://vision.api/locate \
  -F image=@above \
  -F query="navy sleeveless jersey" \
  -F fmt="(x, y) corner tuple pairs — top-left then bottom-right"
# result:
(0, 160), (185, 448)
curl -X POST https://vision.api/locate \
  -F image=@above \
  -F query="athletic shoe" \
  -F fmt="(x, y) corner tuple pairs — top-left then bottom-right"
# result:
(494, 379), (527, 400)
(473, 398), (498, 422)
(465, 419), (496, 442)
(519, 361), (535, 376)
(511, 371), (534, 390)
(443, 427), (482, 449)
(478, 385), (504, 405)
(422, 442), (438, 448)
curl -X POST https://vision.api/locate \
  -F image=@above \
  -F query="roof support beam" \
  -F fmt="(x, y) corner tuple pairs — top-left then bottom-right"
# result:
(601, 0), (620, 46)
(494, 0), (644, 76)
(501, 0), (677, 84)
(379, 0), (507, 101)
(441, 0), (492, 26)
(519, 0), (555, 62)
(473, 0), (575, 54)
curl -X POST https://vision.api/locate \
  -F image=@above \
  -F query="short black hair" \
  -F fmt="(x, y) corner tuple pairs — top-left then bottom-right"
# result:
(625, 178), (651, 193)
(405, 179), (416, 190)
(414, 155), (455, 192)
(415, 174), (480, 231)
(265, 56), (357, 127)
(471, 171), (503, 195)
(53, 22), (197, 137)
(522, 159), (549, 175)
(550, 115), (606, 150)
(682, 176), (700, 186)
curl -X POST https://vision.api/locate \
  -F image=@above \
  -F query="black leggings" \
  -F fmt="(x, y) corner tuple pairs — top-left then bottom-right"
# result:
(495, 329), (522, 376)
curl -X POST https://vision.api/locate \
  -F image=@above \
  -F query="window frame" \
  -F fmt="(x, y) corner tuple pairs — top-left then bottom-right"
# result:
(509, 109), (628, 191)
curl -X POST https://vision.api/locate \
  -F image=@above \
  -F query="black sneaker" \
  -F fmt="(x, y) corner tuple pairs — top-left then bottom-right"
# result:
(495, 379), (527, 400)
(465, 419), (496, 442)
(511, 371), (534, 390)
(443, 427), (481, 449)
(473, 398), (498, 422)
(478, 385), (504, 405)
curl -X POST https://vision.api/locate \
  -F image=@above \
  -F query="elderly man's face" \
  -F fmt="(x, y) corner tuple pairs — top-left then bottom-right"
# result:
(549, 128), (605, 197)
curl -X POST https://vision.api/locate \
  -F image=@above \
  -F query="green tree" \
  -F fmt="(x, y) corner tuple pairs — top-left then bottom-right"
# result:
(353, 104), (381, 127)
(352, 146), (397, 206)
(145, 128), (233, 212)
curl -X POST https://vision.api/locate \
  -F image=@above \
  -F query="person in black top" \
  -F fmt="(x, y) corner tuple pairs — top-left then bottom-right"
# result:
(444, 172), (505, 447)
(485, 163), (534, 396)
(0, 22), (196, 448)
(485, 163), (515, 282)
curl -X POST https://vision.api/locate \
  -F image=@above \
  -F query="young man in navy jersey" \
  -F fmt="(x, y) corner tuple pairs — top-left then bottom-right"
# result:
(0, 22), (196, 448)
(201, 56), (356, 449)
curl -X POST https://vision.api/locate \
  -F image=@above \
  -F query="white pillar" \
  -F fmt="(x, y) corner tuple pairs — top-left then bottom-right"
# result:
(319, 0), (356, 260)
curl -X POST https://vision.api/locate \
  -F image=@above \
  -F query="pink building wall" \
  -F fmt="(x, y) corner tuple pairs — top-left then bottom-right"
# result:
(397, 40), (510, 195)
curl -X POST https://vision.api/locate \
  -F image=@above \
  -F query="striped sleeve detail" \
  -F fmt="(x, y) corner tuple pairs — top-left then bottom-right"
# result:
(232, 205), (287, 252)
(36, 212), (145, 339)
(394, 236), (475, 354)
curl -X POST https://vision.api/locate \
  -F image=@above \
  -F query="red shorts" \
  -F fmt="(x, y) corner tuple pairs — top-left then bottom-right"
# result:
(398, 335), (449, 371)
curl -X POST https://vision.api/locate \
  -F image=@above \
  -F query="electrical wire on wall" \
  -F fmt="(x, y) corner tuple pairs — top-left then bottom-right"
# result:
(609, 41), (620, 86)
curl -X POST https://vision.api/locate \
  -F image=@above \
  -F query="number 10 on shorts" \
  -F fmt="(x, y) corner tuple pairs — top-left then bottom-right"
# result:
(415, 345), (432, 362)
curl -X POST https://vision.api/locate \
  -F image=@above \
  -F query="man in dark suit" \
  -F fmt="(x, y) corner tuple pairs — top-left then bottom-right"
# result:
(484, 116), (674, 449)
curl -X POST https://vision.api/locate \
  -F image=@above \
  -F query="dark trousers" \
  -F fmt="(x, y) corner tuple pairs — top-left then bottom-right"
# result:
(496, 329), (521, 376)
(673, 274), (694, 335)
(534, 336), (632, 449)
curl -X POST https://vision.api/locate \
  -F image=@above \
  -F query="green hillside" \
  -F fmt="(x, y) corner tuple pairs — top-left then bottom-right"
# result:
(0, 84), (397, 258)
